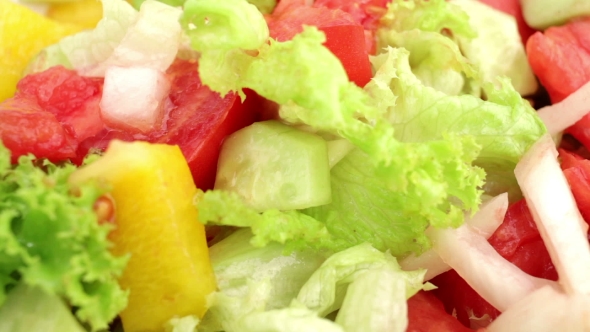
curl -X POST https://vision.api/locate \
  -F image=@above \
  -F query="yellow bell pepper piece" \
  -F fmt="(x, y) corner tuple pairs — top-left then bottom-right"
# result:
(47, 0), (103, 30)
(70, 140), (217, 332)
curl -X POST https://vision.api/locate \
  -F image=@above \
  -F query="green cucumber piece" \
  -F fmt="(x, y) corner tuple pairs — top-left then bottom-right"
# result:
(215, 120), (331, 212)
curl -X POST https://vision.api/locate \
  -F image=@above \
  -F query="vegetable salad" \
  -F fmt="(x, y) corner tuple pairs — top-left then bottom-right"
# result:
(1, 0), (590, 331)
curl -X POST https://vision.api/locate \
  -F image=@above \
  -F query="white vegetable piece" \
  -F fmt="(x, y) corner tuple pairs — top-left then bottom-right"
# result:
(537, 80), (590, 138)
(515, 133), (590, 295)
(400, 193), (508, 280)
(487, 285), (590, 332)
(428, 223), (555, 312)
(100, 66), (171, 133)
(521, 0), (590, 30)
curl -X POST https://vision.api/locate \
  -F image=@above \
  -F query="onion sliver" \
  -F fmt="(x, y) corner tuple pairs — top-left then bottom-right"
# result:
(429, 224), (555, 312)
(537, 80), (590, 137)
(515, 133), (590, 295)
(100, 66), (171, 133)
(400, 193), (508, 280)
(487, 285), (590, 332)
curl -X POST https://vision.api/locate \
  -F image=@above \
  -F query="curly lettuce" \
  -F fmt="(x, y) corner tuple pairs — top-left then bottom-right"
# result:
(0, 144), (127, 331)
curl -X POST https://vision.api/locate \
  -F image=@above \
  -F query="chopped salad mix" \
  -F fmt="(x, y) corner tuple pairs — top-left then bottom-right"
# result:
(2, 0), (590, 331)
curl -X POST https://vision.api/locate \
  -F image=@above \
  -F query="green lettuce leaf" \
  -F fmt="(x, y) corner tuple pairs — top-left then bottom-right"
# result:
(334, 267), (423, 332)
(196, 190), (343, 251)
(165, 315), (201, 332)
(0, 284), (85, 332)
(197, 229), (330, 331)
(0, 144), (128, 331)
(370, 47), (546, 185)
(238, 307), (344, 332)
(379, 0), (476, 39)
(296, 244), (427, 317)
(452, 0), (538, 96)
(209, 229), (328, 310)
(376, 0), (480, 95)
(181, 0), (268, 52)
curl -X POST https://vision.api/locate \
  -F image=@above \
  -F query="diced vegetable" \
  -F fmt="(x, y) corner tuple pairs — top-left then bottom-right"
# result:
(69, 140), (217, 332)
(100, 66), (170, 133)
(215, 120), (331, 211)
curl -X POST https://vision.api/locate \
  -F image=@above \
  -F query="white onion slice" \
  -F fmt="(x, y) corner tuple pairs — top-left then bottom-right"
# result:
(515, 133), (590, 295)
(429, 224), (556, 312)
(100, 66), (171, 133)
(400, 193), (508, 280)
(537, 80), (590, 137)
(487, 286), (590, 332)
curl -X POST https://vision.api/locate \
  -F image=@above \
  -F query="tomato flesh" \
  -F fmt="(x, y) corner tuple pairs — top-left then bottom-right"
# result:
(407, 291), (474, 332)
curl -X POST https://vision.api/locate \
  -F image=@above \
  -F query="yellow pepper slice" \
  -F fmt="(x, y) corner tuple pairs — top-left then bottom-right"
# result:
(70, 140), (217, 332)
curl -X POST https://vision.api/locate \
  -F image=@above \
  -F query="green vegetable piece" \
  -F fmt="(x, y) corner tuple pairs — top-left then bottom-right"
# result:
(180, 0), (269, 52)
(196, 190), (340, 251)
(0, 284), (85, 332)
(521, 0), (590, 30)
(0, 144), (128, 331)
(453, 0), (538, 96)
(215, 120), (332, 212)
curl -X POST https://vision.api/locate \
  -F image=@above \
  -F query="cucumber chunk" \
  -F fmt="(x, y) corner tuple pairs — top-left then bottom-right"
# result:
(215, 120), (331, 212)
(521, 0), (590, 30)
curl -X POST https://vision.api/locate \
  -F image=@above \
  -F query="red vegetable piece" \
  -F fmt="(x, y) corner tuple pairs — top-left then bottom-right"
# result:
(313, 0), (389, 53)
(0, 98), (77, 163)
(560, 151), (590, 225)
(16, 66), (105, 142)
(478, 0), (536, 43)
(526, 18), (590, 104)
(268, 4), (373, 86)
(407, 291), (474, 332)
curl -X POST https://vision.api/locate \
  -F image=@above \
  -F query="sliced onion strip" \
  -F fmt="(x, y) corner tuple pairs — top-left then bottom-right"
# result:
(487, 286), (590, 332)
(400, 193), (508, 280)
(515, 133), (590, 295)
(537, 80), (590, 137)
(429, 224), (554, 311)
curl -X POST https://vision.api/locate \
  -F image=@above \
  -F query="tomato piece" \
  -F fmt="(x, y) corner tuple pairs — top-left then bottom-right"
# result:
(526, 18), (590, 153)
(477, 0), (536, 43)
(407, 291), (473, 332)
(560, 151), (590, 225)
(313, 0), (389, 53)
(16, 66), (105, 142)
(0, 98), (77, 163)
(526, 18), (590, 104)
(268, 4), (373, 87)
